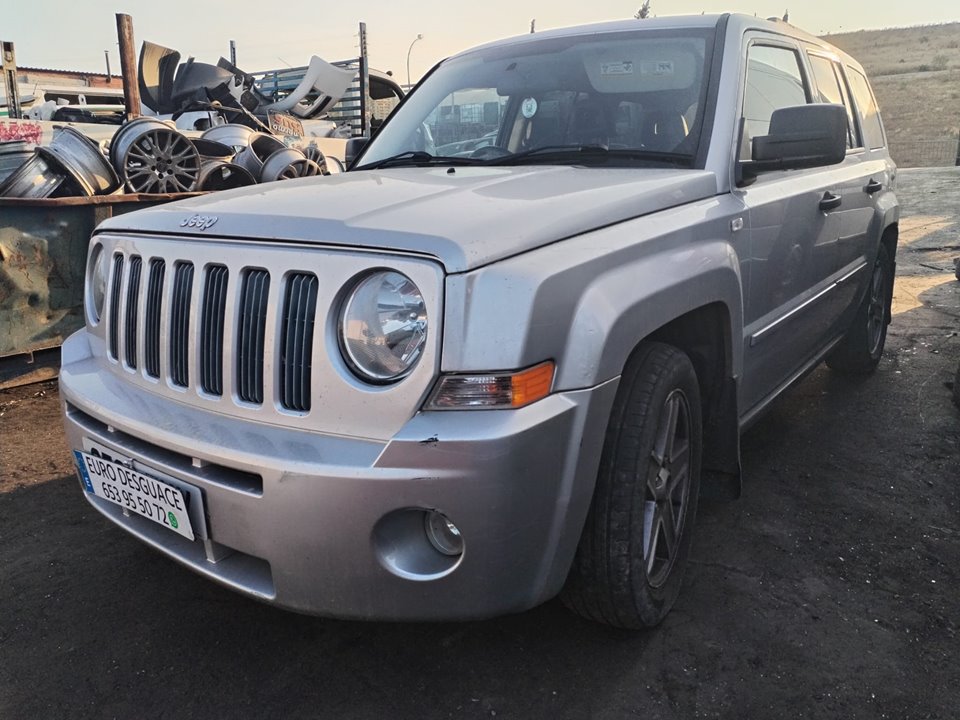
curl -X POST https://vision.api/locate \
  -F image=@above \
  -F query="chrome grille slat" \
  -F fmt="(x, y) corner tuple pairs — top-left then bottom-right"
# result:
(144, 259), (166, 378)
(170, 262), (194, 387)
(108, 254), (124, 360)
(124, 256), (142, 368)
(280, 273), (319, 412)
(200, 265), (229, 396)
(237, 269), (270, 404)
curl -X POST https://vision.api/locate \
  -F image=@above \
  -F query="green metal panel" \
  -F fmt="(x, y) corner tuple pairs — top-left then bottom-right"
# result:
(0, 194), (197, 357)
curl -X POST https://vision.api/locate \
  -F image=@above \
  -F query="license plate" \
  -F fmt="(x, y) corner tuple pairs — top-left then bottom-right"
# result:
(74, 450), (195, 541)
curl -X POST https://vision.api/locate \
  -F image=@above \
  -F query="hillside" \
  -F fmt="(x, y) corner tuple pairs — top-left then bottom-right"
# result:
(825, 23), (960, 166)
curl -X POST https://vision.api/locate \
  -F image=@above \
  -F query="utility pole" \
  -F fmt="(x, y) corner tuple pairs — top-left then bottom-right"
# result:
(229, 40), (236, 66)
(115, 13), (141, 120)
(104, 50), (112, 81)
(1, 41), (23, 119)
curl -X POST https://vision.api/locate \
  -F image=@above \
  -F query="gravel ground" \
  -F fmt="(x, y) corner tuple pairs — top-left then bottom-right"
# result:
(1, 169), (958, 720)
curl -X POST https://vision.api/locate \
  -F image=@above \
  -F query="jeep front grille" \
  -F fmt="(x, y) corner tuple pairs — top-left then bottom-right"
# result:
(107, 256), (323, 412)
(200, 265), (229, 396)
(124, 256), (142, 369)
(279, 273), (319, 412)
(108, 254), (124, 360)
(144, 259), (165, 379)
(170, 262), (194, 388)
(94, 237), (441, 440)
(237, 269), (270, 404)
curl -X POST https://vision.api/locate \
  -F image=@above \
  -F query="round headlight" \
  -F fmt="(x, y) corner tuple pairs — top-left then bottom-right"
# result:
(340, 270), (427, 382)
(89, 244), (109, 322)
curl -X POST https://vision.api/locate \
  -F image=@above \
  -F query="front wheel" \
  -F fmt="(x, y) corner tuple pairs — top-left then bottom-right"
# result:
(827, 244), (893, 374)
(561, 342), (702, 629)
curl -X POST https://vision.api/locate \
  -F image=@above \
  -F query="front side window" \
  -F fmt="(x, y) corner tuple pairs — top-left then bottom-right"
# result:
(357, 29), (716, 170)
(740, 44), (808, 161)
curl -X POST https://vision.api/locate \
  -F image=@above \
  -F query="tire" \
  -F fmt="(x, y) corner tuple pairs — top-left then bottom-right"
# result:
(561, 342), (702, 629)
(827, 243), (893, 374)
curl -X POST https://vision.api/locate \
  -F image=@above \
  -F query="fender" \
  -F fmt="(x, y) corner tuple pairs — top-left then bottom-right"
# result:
(560, 238), (743, 389)
(442, 193), (747, 391)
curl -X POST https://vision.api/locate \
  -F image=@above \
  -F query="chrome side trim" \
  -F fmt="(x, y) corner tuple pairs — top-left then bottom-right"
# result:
(750, 284), (835, 346)
(749, 261), (868, 346)
(836, 260), (868, 285)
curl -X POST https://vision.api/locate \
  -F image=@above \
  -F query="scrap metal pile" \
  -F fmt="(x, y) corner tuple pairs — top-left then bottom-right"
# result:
(0, 37), (355, 199)
(0, 121), (332, 198)
(137, 40), (355, 130)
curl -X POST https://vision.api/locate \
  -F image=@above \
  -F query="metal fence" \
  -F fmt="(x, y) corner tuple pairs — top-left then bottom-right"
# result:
(887, 136), (960, 168)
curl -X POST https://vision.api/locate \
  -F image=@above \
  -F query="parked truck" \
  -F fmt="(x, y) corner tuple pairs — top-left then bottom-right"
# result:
(60, 13), (898, 628)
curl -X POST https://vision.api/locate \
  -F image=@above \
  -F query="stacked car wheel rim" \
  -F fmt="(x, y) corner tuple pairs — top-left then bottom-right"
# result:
(234, 133), (286, 178)
(39, 127), (120, 195)
(0, 141), (35, 184)
(110, 117), (201, 193)
(0, 128), (120, 198)
(259, 148), (322, 183)
(200, 123), (256, 152)
(0, 152), (69, 198)
(196, 160), (257, 190)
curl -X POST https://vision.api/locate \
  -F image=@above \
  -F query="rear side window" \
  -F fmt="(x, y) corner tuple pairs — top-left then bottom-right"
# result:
(808, 54), (861, 149)
(740, 44), (809, 160)
(845, 67), (885, 149)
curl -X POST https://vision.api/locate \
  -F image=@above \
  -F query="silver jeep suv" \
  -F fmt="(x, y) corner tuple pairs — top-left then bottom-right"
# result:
(61, 13), (897, 627)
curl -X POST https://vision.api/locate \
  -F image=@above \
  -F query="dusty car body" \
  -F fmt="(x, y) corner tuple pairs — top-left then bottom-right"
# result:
(60, 13), (898, 627)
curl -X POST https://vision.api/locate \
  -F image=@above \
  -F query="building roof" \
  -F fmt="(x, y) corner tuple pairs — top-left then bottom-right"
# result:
(19, 66), (112, 78)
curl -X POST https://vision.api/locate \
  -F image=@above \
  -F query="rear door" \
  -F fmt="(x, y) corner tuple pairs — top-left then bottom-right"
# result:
(804, 50), (879, 324)
(737, 38), (846, 413)
(843, 65), (896, 317)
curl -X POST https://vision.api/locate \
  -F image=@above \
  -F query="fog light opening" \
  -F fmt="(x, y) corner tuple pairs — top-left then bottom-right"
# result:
(424, 511), (463, 557)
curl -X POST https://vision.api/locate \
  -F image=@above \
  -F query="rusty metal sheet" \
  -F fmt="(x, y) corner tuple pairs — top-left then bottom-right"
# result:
(0, 193), (200, 357)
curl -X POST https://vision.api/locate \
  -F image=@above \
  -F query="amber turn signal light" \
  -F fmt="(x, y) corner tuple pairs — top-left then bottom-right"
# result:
(427, 361), (556, 409)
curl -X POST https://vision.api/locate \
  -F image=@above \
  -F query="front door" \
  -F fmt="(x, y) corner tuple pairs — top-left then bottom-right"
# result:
(736, 40), (847, 414)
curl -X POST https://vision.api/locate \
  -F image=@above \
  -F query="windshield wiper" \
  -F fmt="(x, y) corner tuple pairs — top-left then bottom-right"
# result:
(482, 144), (693, 167)
(358, 151), (485, 170)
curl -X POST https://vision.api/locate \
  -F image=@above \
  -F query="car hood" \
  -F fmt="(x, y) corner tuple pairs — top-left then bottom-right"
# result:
(98, 166), (717, 273)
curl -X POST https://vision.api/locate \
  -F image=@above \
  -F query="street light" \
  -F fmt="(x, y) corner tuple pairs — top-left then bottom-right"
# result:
(406, 34), (423, 89)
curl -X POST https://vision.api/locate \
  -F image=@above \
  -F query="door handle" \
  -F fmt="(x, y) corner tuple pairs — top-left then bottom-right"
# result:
(819, 191), (842, 212)
(865, 179), (883, 194)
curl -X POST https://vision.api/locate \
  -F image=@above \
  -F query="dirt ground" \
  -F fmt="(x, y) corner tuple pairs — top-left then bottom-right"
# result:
(1, 169), (959, 720)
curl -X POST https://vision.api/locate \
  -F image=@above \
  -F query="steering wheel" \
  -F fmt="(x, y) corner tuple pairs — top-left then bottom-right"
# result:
(469, 145), (511, 159)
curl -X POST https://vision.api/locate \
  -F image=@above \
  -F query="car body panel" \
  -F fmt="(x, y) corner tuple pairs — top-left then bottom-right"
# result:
(94, 166), (718, 274)
(59, 13), (899, 619)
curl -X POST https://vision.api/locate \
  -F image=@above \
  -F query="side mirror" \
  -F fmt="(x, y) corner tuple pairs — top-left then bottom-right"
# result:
(344, 137), (369, 169)
(746, 104), (847, 177)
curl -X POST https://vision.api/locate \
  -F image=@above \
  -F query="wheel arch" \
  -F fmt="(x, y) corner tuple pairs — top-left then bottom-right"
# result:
(557, 243), (745, 499)
(879, 221), (898, 261)
(646, 303), (742, 499)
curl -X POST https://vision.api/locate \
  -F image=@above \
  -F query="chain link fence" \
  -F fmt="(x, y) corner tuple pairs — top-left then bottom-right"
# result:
(887, 136), (960, 168)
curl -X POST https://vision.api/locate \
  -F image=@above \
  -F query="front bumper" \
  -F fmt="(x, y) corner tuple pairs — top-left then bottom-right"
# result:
(60, 331), (618, 620)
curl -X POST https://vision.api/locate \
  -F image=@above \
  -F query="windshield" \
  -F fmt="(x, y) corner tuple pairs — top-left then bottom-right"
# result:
(357, 27), (716, 169)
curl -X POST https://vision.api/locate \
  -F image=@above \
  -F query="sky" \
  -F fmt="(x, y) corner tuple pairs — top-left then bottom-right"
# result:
(4, 0), (958, 86)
